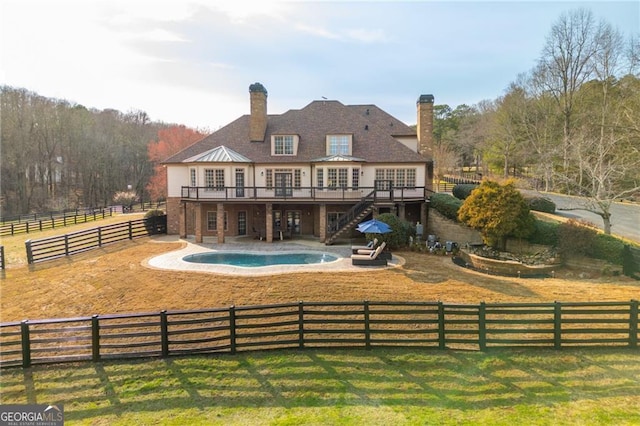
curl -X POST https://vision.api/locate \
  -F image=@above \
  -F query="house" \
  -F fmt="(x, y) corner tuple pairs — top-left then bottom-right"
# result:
(164, 82), (435, 244)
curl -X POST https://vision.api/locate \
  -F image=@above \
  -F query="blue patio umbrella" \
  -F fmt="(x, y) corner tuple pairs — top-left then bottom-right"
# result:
(357, 219), (392, 234)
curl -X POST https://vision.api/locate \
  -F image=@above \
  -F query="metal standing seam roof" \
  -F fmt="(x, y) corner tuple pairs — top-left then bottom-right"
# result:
(311, 154), (366, 162)
(183, 145), (252, 163)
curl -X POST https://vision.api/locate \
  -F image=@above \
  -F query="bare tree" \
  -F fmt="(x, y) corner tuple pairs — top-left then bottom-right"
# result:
(535, 8), (602, 181)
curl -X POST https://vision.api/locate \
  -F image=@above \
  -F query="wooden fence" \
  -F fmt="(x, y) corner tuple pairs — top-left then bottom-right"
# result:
(1, 300), (637, 368)
(24, 215), (167, 264)
(0, 208), (114, 237)
(623, 245), (640, 280)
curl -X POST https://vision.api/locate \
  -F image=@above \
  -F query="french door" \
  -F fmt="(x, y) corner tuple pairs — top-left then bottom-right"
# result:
(275, 172), (293, 197)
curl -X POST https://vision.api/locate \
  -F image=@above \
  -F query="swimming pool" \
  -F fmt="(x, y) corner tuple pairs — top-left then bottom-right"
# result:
(182, 251), (339, 267)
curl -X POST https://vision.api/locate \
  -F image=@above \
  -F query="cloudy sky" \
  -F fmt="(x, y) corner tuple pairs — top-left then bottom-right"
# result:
(1, 1), (638, 131)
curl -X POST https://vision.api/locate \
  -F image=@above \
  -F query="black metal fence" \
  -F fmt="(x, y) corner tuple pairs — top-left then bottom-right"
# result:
(1, 300), (637, 368)
(24, 215), (167, 264)
(0, 246), (4, 270)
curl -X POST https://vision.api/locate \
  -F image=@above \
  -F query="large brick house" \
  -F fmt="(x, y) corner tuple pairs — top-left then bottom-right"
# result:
(164, 83), (435, 244)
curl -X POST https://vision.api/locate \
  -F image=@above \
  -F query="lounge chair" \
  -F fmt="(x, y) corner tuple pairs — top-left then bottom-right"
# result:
(356, 241), (386, 255)
(351, 245), (387, 266)
(351, 238), (378, 253)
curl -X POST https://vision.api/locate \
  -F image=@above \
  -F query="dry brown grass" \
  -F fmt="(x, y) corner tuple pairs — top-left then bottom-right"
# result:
(2, 236), (638, 323)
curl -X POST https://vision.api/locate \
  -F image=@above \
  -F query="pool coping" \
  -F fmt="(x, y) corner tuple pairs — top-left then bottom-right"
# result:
(144, 236), (403, 276)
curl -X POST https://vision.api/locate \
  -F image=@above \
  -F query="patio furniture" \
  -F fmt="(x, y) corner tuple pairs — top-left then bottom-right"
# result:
(351, 245), (387, 266)
(351, 238), (378, 253)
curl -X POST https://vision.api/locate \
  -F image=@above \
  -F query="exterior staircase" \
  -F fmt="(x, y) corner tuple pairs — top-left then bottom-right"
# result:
(324, 193), (376, 245)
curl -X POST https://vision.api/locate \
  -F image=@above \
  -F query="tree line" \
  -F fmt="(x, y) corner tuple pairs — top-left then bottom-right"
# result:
(432, 8), (640, 233)
(0, 87), (204, 217)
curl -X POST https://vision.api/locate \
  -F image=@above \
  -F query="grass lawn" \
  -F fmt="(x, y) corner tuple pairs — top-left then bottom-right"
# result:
(1, 217), (639, 424)
(1, 348), (639, 425)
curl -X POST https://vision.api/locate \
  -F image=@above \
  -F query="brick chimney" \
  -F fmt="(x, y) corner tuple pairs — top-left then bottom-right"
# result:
(416, 94), (434, 158)
(249, 82), (268, 142)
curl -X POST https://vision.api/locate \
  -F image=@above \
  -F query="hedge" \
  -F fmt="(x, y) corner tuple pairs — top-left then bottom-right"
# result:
(429, 193), (462, 221)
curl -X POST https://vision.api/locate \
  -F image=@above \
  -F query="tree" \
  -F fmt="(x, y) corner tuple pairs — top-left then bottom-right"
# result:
(457, 180), (535, 250)
(146, 126), (205, 201)
(535, 8), (603, 179)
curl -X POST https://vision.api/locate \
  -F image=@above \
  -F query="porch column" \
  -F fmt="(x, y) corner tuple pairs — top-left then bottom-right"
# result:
(398, 203), (406, 221)
(319, 203), (327, 243)
(420, 202), (428, 234)
(179, 202), (187, 239)
(266, 203), (273, 243)
(194, 203), (203, 243)
(216, 202), (225, 244)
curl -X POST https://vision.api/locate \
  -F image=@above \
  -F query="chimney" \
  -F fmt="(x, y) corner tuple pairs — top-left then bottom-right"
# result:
(416, 94), (434, 158)
(249, 82), (268, 142)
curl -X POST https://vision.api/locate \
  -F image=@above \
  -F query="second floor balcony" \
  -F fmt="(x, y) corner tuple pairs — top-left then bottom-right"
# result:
(180, 183), (430, 203)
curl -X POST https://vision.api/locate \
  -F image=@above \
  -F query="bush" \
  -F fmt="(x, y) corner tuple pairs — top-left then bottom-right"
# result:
(368, 213), (414, 250)
(591, 233), (625, 265)
(452, 184), (479, 200)
(557, 219), (598, 257)
(527, 220), (559, 246)
(457, 180), (535, 250)
(112, 190), (137, 207)
(525, 196), (556, 213)
(429, 193), (462, 221)
(144, 209), (165, 219)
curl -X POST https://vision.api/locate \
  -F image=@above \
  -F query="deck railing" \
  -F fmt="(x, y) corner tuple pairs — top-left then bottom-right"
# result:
(180, 185), (429, 202)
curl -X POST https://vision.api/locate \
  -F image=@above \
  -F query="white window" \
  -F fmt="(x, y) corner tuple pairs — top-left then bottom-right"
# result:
(272, 135), (298, 155)
(326, 135), (352, 155)
(190, 169), (196, 187)
(204, 169), (225, 190)
(207, 211), (228, 231)
(317, 169), (324, 188)
(352, 168), (360, 189)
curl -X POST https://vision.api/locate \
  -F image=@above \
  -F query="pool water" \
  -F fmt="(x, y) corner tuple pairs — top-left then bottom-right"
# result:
(182, 252), (339, 267)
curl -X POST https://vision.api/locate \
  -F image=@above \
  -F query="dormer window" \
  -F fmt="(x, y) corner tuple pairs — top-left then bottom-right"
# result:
(271, 135), (298, 156)
(326, 135), (352, 155)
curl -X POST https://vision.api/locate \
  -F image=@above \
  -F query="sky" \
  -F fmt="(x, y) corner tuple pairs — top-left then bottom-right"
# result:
(1, 1), (638, 131)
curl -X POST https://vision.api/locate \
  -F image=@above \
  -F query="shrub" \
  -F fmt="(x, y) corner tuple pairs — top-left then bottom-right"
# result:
(144, 209), (165, 219)
(557, 219), (598, 257)
(112, 190), (137, 207)
(525, 196), (556, 213)
(527, 220), (559, 246)
(591, 233), (625, 265)
(368, 213), (414, 250)
(452, 184), (479, 200)
(429, 193), (462, 221)
(458, 180), (535, 250)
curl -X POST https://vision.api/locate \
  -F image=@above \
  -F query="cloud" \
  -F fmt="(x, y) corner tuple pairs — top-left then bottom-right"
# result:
(345, 28), (389, 43)
(294, 24), (342, 40)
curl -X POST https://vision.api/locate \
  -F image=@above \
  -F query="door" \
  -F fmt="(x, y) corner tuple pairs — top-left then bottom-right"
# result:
(237, 211), (247, 235)
(286, 211), (301, 235)
(275, 172), (293, 197)
(235, 169), (245, 197)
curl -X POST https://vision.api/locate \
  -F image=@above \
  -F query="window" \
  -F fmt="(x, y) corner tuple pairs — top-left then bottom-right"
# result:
(266, 169), (273, 189)
(204, 168), (225, 191)
(327, 135), (351, 155)
(294, 169), (301, 188)
(352, 168), (360, 189)
(373, 168), (417, 188)
(190, 169), (196, 187)
(317, 169), (324, 188)
(326, 168), (348, 189)
(338, 168), (348, 188)
(207, 211), (228, 231)
(272, 135), (297, 155)
(327, 168), (337, 189)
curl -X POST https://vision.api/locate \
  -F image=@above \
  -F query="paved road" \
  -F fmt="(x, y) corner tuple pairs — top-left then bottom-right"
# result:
(529, 192), (640, 244)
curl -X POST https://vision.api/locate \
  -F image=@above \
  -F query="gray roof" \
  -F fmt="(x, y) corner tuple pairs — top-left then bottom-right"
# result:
(165, 100), (427, 164)
(183, 145), (252, 163)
